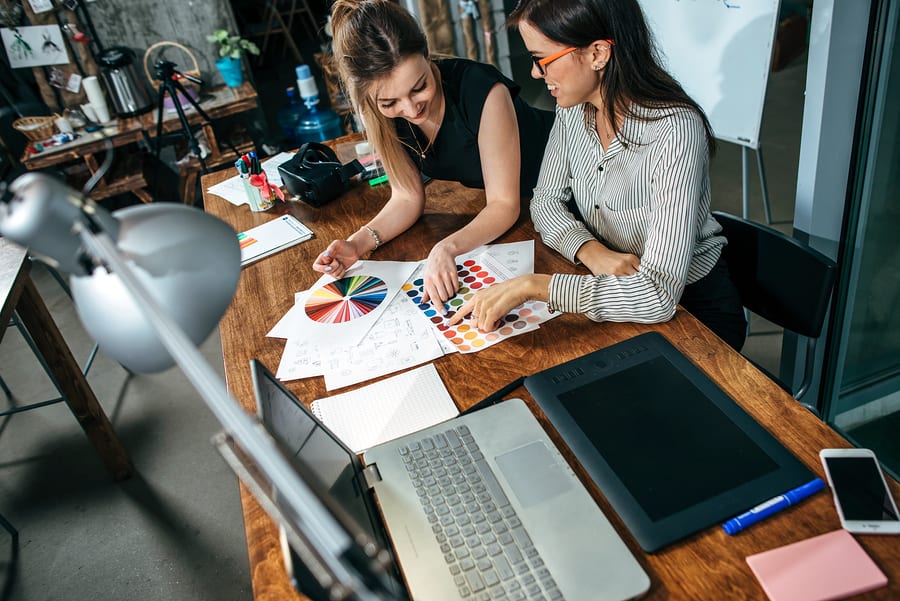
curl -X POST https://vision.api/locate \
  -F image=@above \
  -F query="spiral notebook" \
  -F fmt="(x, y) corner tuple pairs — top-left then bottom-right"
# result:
(310, 363), (459, 453)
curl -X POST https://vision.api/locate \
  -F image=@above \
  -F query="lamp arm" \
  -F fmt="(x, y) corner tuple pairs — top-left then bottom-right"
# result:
(78, 226), (396, 600)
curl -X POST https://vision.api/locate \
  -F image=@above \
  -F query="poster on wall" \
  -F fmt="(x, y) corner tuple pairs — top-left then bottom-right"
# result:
(1, 25), (70, 68)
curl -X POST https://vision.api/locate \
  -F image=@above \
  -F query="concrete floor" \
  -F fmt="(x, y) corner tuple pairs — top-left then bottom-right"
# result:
(0, 51), (808, 601)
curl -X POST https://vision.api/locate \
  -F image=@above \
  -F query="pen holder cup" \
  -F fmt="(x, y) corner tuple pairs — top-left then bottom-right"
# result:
(242, 180), (275, 212)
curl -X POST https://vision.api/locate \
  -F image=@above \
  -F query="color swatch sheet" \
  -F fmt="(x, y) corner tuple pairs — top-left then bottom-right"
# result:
(284, 260), (418, 351)
(401, 248), (557, 353)
(269, 241), (550, 389)
(271, 260), (445, 390)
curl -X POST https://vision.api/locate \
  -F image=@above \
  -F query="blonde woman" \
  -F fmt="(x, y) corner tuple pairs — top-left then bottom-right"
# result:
(312, 0), (553, 308)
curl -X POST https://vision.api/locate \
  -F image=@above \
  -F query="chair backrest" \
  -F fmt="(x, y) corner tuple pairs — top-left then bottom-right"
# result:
(713, 211), (837, 339)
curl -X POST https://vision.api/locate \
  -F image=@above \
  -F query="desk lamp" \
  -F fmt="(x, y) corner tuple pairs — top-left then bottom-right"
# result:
(0, 172), (404, 601)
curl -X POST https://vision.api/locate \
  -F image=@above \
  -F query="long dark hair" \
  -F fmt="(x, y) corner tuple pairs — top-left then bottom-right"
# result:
(331, 0), (430, 189)
(508, 0), (716, 154)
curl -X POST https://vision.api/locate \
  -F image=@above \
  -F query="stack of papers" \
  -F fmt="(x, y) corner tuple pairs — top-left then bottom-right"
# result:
(269, 240), (556, 390)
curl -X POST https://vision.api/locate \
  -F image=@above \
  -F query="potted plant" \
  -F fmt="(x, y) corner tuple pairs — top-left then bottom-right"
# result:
(207, 29), (260, 87)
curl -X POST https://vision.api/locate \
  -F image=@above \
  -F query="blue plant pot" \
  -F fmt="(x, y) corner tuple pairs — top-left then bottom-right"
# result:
(215, 57), (244, 87)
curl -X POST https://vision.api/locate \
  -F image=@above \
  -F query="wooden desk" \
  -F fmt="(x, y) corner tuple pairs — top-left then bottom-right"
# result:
(20, 83), (259, 204)
(202, 168), (900, 600)
(0, 239), (132, 481)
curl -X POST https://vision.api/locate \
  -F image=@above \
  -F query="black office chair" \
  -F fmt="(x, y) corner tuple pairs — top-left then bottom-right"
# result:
(713, 211), (838, 406)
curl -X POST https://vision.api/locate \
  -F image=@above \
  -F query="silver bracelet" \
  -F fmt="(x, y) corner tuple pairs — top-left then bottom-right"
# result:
(364, 225), (381, 250)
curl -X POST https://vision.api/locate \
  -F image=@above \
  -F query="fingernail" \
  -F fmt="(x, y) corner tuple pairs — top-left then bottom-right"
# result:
(325, 266), (332, 272)
(324, 251), (331, 257)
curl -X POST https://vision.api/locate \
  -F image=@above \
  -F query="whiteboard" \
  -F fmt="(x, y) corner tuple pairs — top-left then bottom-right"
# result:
(637, 0), (781, 148)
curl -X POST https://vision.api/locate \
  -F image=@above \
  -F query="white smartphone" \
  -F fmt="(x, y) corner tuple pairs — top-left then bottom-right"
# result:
(819, 448), (900, 534)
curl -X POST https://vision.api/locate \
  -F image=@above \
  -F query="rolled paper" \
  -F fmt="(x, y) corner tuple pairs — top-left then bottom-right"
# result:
(80, 103), (98, 122)
(92, 101), (111, 124)
(82, 76), (112, 122)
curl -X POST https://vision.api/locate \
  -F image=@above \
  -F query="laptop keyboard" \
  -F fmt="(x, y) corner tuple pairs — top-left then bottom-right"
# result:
(399, 425), (565, 601)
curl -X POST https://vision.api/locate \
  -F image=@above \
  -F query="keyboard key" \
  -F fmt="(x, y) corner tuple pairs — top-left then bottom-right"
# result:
(494, 556), (514, 580)
(446, 430), (463, 448)
(466, 571), (486, 592)
(511, 527), (532, 549)
(474, 459), (511, 507)
(505, 545), (524, 565)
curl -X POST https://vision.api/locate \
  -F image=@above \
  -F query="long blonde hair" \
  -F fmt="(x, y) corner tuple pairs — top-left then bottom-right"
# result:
(330, 0), (430, 191)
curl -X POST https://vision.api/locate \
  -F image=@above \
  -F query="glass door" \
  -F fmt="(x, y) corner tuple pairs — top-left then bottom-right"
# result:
(823, 0), (900, 479)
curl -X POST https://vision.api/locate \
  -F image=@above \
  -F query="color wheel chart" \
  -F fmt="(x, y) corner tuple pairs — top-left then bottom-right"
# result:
(305, 275), (388, 324)
(401, 254), (552, 353)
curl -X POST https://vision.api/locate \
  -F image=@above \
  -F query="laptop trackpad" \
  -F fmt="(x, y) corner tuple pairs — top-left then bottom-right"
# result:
(495, 441), (573, 508)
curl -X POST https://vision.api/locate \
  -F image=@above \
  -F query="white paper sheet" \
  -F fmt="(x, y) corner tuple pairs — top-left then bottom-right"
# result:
(309, 363), (458, 453)
(320, 294), (446, 390)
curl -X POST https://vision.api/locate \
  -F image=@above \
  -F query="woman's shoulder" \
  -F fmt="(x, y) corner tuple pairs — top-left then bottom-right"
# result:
(628, 104), (706, 142)
(635, 104), (704, 128)
(436, 57), (516, 97)
(435, 57), (502, 79)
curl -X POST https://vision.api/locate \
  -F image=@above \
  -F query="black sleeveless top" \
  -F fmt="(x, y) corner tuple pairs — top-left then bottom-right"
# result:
(394, 58), (554, 191)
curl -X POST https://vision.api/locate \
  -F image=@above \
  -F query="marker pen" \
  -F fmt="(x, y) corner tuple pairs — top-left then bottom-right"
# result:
(723, 478), (825, 535)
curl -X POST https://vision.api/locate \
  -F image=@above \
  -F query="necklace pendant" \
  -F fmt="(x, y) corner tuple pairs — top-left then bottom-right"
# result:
(420, 152), (426, 159)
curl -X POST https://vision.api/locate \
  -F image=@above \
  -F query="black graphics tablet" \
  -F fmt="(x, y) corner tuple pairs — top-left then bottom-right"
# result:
(525, 332), (813, 553)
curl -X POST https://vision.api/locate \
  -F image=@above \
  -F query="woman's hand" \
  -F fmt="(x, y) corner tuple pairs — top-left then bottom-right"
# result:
(420, 242), (460, 311)
(577, 240), (641, 276)
(312, 239), (361, 279)
(448, 274), (551, 332)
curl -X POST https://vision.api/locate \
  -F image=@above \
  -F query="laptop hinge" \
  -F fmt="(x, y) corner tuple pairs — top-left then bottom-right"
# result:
(362, 463), (382, 488)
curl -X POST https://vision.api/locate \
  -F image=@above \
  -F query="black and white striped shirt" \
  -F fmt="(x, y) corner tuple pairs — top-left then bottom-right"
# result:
(531, 103), (724, 323)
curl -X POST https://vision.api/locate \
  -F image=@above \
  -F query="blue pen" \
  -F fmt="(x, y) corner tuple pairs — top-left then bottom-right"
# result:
(723, 478), (825, 535)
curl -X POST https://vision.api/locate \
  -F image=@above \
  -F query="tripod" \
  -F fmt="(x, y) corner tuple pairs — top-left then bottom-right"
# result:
(152, 60), (238, 200)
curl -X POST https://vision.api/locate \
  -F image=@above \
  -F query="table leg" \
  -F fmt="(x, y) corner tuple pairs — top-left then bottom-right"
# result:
(15, 275), (133, 481)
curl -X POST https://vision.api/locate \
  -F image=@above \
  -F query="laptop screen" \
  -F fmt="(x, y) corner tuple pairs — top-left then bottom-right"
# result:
(251, 359), (381, 544)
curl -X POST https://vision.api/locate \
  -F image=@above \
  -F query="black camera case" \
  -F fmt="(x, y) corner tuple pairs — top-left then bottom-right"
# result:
(277, 142), (364, 207)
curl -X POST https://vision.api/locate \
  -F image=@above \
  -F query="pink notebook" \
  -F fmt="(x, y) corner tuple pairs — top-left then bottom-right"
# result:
(746, 529), (888, 601)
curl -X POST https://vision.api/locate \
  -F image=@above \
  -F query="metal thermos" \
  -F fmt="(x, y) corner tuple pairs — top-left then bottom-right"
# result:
(97, 46), (153, 117)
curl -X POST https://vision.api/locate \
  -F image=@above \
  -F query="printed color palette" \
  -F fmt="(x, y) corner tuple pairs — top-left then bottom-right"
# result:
(401, 258), (545, 353)
(305, 275), (388, 324)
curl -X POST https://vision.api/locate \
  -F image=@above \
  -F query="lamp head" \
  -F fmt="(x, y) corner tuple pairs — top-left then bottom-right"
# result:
(1, 173), (241, 374)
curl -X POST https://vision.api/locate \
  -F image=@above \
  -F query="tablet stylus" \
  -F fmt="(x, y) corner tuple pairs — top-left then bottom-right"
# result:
(462, 376), (525, 415)
(722, 478), (825, 535)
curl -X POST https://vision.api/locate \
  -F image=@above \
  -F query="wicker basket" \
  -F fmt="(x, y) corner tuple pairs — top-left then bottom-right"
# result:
(13, 116), (57, 142)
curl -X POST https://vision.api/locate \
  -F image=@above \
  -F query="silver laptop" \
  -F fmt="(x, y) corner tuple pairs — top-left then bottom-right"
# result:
(248, 359), (649, 601)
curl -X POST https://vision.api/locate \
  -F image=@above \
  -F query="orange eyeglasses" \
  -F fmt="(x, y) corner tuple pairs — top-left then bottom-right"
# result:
(532, 40), (614, 76)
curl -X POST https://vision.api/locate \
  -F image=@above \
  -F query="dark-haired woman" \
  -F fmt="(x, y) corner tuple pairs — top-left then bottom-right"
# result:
(312, 0), (554, 308)
(451, 0), (746, 350)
